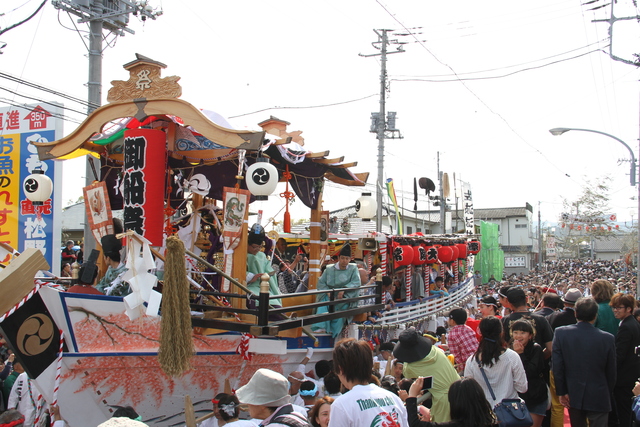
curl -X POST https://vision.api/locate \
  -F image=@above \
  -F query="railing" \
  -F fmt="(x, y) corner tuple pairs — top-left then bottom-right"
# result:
(189, 276), (385, 336)
(358, 277), (475, 330)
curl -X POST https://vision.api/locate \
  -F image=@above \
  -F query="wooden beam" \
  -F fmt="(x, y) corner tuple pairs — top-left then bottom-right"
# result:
(35, 98), (265, 160)
(325, 172), (367, 187)
(305, 151), (329, 158)
(329, 161), (357, 169)
(312, 156), (344, 164)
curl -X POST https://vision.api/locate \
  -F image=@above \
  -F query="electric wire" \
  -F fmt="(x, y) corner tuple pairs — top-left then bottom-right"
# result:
(0, 71), (95, 109)
(228, 93), (378, 118)
(374, 0), (582, 188)
(0, 0), (46, 37)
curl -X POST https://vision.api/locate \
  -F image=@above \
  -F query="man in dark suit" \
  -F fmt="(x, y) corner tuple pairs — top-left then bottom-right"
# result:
(548, 288), (581, 330)
(610, 293), (640, 427)
(553, 296), (616, 427)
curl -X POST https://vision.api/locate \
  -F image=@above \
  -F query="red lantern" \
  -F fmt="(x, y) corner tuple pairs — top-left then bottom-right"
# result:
(456, 243), (468, 259)
(467, 240), (481, 255)
(393, 242), (413, 266)
(412, 245), (427, 265)
(450, 245), (459, 261)
(437, 245), (454, 263)
(425, 245), (439, 263)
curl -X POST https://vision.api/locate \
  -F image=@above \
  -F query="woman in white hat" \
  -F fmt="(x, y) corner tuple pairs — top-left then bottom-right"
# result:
(235, 369), (309, 426)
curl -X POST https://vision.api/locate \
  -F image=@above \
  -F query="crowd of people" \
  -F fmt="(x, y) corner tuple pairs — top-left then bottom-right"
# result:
(3, 235), (640, 426)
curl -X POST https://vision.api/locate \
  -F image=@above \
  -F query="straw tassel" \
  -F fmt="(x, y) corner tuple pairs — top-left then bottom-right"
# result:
(158, 236), (194, 376)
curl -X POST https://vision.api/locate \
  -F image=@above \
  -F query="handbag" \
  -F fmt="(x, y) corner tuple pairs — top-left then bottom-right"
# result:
(632, 395), (640, 422)
(478, 363), (533, 427)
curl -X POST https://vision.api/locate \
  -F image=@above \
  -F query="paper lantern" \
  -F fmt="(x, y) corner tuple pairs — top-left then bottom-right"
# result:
(450, 245), (459, 261)
(246, 158), (278, 200)
(392, 243), (413, 266)
(23, 170), (53, 206)
(425, 245), (439, 263)
(123, 128), (166, 246)
(437, 245), (454, 263)
(456, 243), (468, 259)
(467, 240), (481, 255)
(412, 245), (427, 265)
(355, 192), (376, 221)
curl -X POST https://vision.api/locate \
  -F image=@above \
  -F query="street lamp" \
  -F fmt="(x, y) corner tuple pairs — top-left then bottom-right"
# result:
(549, 127), (639, 296)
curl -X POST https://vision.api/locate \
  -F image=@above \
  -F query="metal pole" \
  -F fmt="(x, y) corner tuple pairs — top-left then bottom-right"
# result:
(84, 0), (103, 255)
(549, 126), (639, 295)
(375, 30), (388, 233)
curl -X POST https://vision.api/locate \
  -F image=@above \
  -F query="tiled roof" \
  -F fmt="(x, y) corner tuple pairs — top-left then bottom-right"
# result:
(593, 235), (625, 252)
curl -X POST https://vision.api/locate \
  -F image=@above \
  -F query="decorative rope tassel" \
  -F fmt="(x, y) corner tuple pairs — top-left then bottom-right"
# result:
(158, 235), (194, 377)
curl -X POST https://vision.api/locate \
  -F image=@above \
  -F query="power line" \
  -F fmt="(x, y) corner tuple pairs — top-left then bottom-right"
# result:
(0, 71), (95, 109)
(0, 0), (46, 37)
(374, 0), (581, 188)
(228, 93), (378, 118)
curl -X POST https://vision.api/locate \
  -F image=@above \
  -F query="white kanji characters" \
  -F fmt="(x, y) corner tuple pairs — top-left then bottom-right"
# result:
(24, 217), (47, 239)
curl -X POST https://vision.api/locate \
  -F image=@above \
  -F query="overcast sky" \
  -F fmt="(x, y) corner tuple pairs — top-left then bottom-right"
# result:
(1, 0), (640, 229)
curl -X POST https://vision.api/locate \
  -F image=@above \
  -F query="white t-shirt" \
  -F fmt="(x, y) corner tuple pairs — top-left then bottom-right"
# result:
(328, 383), (409, 427)
(224, 420), (259, 427)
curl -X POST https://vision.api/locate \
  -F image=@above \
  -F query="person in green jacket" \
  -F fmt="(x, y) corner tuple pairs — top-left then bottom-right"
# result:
(393, 328), (460, 423)
(591, 279), (619, 336)
(2, 360), (22, 409)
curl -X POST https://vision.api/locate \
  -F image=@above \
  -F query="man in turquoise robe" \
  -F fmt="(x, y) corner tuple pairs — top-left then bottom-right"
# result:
(312, 244), (361, 337)
(246, 224), (282, 307)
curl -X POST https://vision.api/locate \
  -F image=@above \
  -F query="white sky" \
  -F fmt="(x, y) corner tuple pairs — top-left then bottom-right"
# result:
(1, 0), (640, 229)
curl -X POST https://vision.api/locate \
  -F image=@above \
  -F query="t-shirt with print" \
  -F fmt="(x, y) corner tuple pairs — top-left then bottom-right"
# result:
(328, 383), (408, 427)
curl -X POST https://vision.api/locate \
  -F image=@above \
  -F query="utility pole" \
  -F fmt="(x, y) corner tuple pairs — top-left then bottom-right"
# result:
(361, 29), (405, 232)
(52, 0), (161, 253)
(538, 202), (542, 266)
(438, 153), (445, 234)
(592, 0), (640, 296)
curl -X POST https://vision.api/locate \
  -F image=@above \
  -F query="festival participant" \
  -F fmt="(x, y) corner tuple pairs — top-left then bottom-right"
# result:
(552, 297), (616, 427)
(497, 286), (513, 317)
(245, 224), (282, 308)
(406, 377), (498, 427)
(548, 288), (581, 330)
(7, 371), (44, 426)
(61, 240), (76, 265)
(2, 361), (22, 412)
(376, 342), (395, 377)
(591, 279), (618, 336)
(535, 291), (561, 318)
(502, 288), (553, 360)
(509, 320), (547, 427)
(96, 234), (130, 296)
(312, 244), (361, 338)
(464, 317), (528, 407)
(67, 265), (103, 295)
(235, 368), (309, 426)
(308, 397), (333, 427)
(300, 381), (319, 413)
(466, 296), (500, 340)
(610, 293), (640, 427)
(393, 329), (460, 423)
(446, 308), (478, 373)
(210, 393), (257, 427)
(323, 372), (342, 399)
(329, 338), (408, 427)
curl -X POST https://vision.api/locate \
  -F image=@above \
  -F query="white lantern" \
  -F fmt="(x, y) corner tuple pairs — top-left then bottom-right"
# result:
(23, 170), (53, 206)
(355, 192), (376, 220)
(246, 158), (278, 200)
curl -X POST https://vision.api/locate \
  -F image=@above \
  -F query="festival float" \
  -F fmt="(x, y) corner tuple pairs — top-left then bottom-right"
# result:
(0, 55), (479, 426)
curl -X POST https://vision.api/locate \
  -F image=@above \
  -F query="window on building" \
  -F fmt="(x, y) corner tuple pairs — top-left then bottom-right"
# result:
(515, 224), (527, 229)
(407, 226), (413, 234)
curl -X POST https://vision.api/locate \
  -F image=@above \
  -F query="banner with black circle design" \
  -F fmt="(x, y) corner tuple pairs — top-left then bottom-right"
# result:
(0, 292), (66, 379)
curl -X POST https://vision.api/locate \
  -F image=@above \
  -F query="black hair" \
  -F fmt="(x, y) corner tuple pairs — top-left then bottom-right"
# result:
(435, 326), (447, 337)
(323, 371), (342, 395)
(315, 359), (332, 379)
(216, 393), (240, 422)
(112, 406), (139, 419)
(509, 319), (535, 336)
(449, 308), (467, 325)
(448, 377), (497, 427)
(474, 316), (506, 367)
(435, 276), (444, 283)
(542, 293), (561, 310)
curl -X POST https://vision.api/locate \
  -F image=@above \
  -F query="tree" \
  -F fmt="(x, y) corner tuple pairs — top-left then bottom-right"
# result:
(557, 175), (615, 258)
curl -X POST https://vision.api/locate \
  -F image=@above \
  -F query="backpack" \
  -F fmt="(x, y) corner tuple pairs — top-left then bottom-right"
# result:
(270, 413), (311, 427)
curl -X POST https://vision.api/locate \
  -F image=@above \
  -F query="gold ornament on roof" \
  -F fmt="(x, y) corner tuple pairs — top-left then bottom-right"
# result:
(107, 53), (182, 103)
